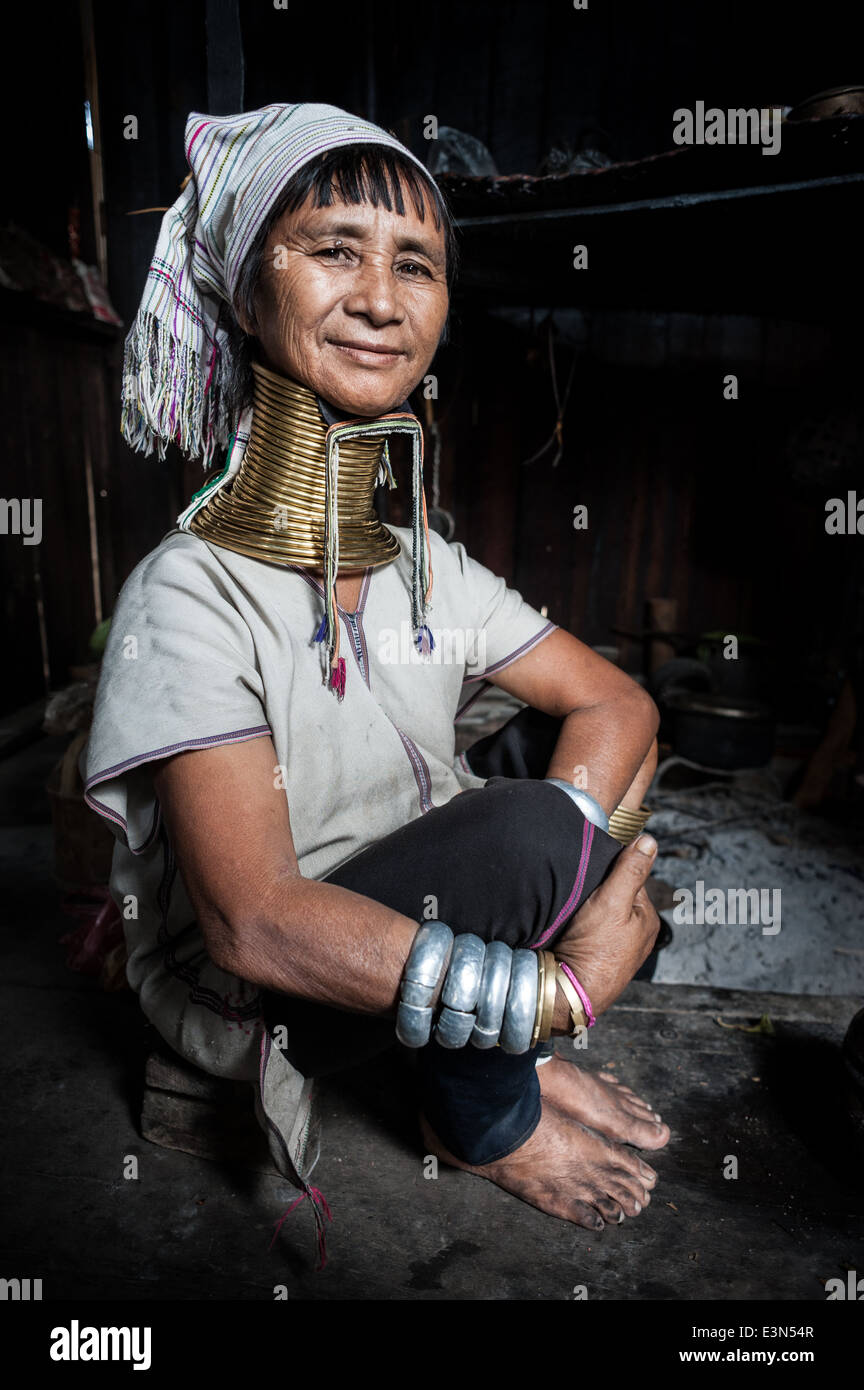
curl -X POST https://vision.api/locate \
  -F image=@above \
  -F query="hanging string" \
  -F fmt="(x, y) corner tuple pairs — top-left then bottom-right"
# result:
(522, 317), (577, 469)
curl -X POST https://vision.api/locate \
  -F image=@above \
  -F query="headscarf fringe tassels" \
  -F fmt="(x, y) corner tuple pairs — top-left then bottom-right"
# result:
(121, 306), (229, 469)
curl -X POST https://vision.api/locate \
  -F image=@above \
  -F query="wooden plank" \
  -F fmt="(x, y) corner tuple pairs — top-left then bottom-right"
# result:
(614, 978), (860, 1024)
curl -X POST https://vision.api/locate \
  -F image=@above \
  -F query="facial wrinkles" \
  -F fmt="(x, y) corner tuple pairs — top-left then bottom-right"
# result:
(251, 193), (448, 416)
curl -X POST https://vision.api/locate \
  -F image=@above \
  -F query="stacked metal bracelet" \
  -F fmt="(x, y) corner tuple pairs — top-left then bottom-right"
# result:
(396, 923), (591, 1054)
(607, 802), (653, 845)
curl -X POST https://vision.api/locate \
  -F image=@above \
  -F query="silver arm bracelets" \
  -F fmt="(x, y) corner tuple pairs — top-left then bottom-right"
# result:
(544, 777), (610, 833)
(395, 921), (540, 1054)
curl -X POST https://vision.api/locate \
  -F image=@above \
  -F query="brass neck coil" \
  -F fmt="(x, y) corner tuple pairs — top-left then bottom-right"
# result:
(189, 360), (401, 569)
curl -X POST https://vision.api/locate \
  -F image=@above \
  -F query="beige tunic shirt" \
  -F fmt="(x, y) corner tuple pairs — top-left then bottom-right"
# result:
(84, 523), (555, 1175)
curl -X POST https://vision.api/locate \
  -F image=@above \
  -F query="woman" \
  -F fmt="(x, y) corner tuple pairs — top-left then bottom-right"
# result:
(85, 102), (668, 1248)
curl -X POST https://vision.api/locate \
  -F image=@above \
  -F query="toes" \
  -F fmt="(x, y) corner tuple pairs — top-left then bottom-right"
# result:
(645, 1120), (671, 1149)
(618, 1149), (658, 1187)
(638, 1160), (658, 1187)
(594, 1194), (626, 1225)
(598, 1074), (661, 1118)
(567, 1199), (606, 1231)
(619, 1090), (661, 1121)
(598, 1076), (665, 1127)
(622, 1110), (671, 1150)
(613, 1145), (657, 1184)
(623, 1098), (659, 1121)
(606, 1181), (644, 1218)
(609, 1165), (651, 1206)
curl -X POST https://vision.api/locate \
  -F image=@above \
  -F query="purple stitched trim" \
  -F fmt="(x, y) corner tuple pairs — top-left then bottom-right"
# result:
(84, 725), (272, 855)
(455, 684), (488, 721)
(85, 794), (162, 857)
(395, 729), (434, 813)
(533, 819), (595, 948)
(85, 725), (272, 786)
(344, 614), (367, 685)
(357, 567), (372, 615)
(352, 609), (372, 690)
(290, 565), (373, 686)
(289, 564), (373, 621)
(463, 621), (557, 684)
(289, 565), (433, 812)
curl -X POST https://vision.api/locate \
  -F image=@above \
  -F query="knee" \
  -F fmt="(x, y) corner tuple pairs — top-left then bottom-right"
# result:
(479, 777), (588, 878)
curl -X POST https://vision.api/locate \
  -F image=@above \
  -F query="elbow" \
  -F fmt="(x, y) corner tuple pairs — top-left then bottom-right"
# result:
(623, 680), (660, 746)
(201, 909), (259, 980)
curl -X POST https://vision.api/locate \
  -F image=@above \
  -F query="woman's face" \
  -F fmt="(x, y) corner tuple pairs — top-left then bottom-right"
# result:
(243, 177), (449, 417)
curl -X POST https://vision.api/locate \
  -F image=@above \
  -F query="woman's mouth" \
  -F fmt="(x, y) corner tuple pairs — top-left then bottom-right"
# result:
(328, 339), (405, 367)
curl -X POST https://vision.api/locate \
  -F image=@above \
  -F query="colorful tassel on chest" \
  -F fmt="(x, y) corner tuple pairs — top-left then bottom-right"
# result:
(314, 414), (434, 701)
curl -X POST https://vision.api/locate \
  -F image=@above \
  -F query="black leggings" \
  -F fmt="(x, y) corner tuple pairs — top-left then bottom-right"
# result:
(262, 709), (623, 1164)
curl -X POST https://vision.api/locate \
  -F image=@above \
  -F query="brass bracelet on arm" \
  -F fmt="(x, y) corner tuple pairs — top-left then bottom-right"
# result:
(541, 951), (557, 1039)
(555, 961), (588, 1035)
(531, 950), (558, 1046)
(530, 951), (546, 1049)
(607, 803), (653, 845)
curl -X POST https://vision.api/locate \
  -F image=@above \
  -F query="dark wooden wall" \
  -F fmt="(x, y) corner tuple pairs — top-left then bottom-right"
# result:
(2, 0), (861, 721)
(0, 297), (121, 709)
(431, 308), (862, 722)
(239, 0), (859, 171)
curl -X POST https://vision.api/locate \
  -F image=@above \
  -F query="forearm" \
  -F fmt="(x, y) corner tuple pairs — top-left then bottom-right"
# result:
(235, 873), (579, 1040)
(619, 737), (658, 809)
(544, 691), (659, 814)
(222, 873), (434, 1017)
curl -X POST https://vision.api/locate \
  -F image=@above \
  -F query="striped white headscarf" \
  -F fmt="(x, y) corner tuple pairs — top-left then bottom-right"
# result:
(121, 102), (437, 468)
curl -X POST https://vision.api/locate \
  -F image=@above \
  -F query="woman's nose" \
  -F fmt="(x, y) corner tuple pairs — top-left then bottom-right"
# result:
(343, 257), (403, 323)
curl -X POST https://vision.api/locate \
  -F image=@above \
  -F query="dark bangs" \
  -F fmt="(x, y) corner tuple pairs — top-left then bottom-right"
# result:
(282, 143), (457, 280)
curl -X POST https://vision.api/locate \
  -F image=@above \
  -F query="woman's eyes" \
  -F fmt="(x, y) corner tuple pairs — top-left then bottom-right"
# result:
(315, 247), (430, 277)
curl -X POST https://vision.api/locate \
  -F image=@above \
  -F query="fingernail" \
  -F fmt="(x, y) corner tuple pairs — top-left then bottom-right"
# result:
(635, 833), (657, 856)
(617, 1211), (625, 1223)
(634, 1201), (641, 1213)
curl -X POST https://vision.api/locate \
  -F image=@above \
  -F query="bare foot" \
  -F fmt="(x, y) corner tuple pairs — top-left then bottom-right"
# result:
(420, 1100), (657, 1230)
(538, 1054), (671, 1150)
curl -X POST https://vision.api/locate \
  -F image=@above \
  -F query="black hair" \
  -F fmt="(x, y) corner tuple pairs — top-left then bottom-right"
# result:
(221, 142), (458, 420)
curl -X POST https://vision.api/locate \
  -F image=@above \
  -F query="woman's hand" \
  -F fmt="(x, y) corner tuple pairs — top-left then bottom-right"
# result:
(554, 835), (661, 1018)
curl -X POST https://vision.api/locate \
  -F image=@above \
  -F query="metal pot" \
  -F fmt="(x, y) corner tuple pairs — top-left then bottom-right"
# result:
(786, 85), (864, 120)
(667, 692), (776, 770)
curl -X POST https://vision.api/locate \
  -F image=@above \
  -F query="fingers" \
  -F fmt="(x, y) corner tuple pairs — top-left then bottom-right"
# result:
(593, 834), (658, 912)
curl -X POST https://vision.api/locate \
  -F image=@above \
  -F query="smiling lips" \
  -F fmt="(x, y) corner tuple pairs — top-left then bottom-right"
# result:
(329, 338), (405, 365)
